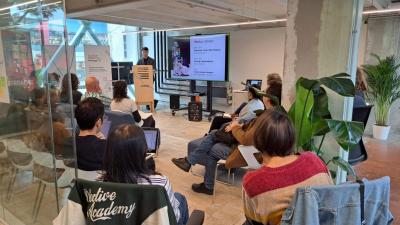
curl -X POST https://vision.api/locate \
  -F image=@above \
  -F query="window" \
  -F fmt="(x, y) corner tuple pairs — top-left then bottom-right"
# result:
(123, 35), (128, 58)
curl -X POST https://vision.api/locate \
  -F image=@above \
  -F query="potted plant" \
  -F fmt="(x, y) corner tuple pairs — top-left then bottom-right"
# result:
(362, 54), (400, 140)
(251, 73), (364, 179)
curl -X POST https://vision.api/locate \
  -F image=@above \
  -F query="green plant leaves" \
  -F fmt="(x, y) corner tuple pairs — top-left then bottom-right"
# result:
(362, 54), (400, 125)
(326, 119), (364, 151)
(312, 87), (331, 119)
(299, 73), (355, 97)
(294, 83), (314, 148)
(312, 118), (330, 136)
(331, 156), (358, 180)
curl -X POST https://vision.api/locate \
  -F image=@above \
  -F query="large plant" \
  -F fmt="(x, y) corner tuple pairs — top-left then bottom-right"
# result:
(362, 54), (400, 126)
(253, 73), (364, 178)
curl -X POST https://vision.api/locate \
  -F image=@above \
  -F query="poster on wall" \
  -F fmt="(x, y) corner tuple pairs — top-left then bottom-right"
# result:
(0, 33), (10, 103)
(84, 45), (112, 97)
(1, 30), (35, 101)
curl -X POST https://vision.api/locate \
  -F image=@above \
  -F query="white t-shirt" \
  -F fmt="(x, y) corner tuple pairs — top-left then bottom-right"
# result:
(110, 98), (138, 114)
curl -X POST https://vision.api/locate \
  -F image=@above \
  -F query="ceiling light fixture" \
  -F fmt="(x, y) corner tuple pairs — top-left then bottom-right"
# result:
(362, 7), (400, 15)
(163, 18), (287, 32)
(0, 0), (39, 12)
(0, 1), (62, 17)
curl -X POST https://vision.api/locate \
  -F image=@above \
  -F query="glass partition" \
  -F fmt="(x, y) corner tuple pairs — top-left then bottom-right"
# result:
(0, 1), (76, 224)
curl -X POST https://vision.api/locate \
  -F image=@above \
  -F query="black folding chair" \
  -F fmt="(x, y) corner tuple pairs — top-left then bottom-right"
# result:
(349, 105), (373, 165)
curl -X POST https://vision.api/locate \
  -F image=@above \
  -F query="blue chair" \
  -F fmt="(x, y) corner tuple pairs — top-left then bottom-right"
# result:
(105, 110), (137, 132)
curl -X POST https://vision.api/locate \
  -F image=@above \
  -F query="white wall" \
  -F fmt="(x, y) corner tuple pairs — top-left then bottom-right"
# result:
(228, 27), (286, 90)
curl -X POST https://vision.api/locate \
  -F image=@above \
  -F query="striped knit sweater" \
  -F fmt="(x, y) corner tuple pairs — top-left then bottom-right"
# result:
(242, 152), (333, 225)
(137, 175), (181, 222)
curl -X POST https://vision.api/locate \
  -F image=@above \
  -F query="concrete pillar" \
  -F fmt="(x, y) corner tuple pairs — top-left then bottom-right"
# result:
(282, 0), (364, 182)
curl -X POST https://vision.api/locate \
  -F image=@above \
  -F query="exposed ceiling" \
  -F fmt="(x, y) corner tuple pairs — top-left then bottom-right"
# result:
(66, 0), (288, 29)
(65, 0), (400, 30)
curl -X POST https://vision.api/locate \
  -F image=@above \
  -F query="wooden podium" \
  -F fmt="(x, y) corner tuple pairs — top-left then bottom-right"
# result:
(133, 65), (155, 112)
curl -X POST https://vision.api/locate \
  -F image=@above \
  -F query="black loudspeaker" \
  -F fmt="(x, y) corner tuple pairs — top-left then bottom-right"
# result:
(188, 101), (202, 122)
(170, 95), (180, 110)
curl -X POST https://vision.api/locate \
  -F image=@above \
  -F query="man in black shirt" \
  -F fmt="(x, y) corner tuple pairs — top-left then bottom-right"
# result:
(136, 47), (158, 110)
(136, 47), (156, 69)
(75, 97), (106, 171)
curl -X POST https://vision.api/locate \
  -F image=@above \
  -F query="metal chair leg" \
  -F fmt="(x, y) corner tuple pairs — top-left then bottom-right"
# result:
(6, 167), (17, 201)
(33, 183), (46, 222)
(32, 181), (43, 217)
(213, 164), (219, 196)
(227, 169), (231, 184)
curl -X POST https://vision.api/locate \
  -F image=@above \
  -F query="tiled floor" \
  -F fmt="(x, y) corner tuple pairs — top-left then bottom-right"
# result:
(0, 105), (399, 225)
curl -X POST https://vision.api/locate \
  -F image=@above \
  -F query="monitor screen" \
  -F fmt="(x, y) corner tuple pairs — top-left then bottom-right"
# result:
(100, 119), (112, 138)
(144, 130), (158, 151)
(168, 34), (229, 81)
(245, 79), (262, 90)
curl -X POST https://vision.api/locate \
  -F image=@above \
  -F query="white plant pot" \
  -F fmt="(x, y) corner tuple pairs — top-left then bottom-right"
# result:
(373, 125), (391, 140)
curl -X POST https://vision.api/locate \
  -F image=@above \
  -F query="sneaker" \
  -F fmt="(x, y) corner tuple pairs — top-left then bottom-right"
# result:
(192, 183), (213, 195)
(172, 157), (191, 172)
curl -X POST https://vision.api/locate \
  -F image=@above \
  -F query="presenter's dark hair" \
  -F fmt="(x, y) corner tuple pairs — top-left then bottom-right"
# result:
(113, 80), (128, 102)
(142, 47), (149, 51)
(249, 84), (261, 100)
(103, 124), (156, 184)
(75, 97), (104, 130)
(253, 109), (295, 157)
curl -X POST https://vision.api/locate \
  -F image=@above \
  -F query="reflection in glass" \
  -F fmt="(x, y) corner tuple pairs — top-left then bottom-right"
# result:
(0, 1), (76, 224)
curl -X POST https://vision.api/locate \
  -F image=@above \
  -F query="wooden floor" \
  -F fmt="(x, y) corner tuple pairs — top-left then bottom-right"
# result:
(0, 109), (399, 225)
(354, 138), (400, 223)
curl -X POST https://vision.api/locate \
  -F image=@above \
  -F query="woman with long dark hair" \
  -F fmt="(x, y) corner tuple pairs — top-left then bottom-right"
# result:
(111, 80), (139, 119)
(111, 80), (155, 127)
(60, 73), (82, 105)
(102, 124), (188, 224)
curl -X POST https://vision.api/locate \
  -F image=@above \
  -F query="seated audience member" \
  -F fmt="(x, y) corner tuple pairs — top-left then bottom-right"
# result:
(354, 67), (367, 107)
(172, 82), (282, 195)
(48, 72), (61, 89)
(60, 73), (82, 105)
(266, 73), (282, 86)
(102, 124), (188, 225)
(209, 84), (265, 131)
(28, 88), (61, 129)
(242, 110), (332, 225)
(83, 76), (112, 108)
(30, 88), (47, 111)
(111, 80), (155, 127)
(75, 97), (107, 171)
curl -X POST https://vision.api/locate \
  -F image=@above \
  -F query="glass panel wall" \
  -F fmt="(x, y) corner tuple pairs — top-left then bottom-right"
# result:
(0, 1), (76, 224)
(64, 19), (139, 90)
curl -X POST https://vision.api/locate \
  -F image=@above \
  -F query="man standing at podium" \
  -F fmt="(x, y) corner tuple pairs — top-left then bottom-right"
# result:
(136, 47), (157, 110)
(136, 47), (156, 69)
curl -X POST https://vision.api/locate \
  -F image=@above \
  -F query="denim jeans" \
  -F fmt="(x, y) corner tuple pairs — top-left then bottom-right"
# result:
(280, 177), (393, 225)
(174, 192), (189, 225)
(187, 130), (231, 190)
